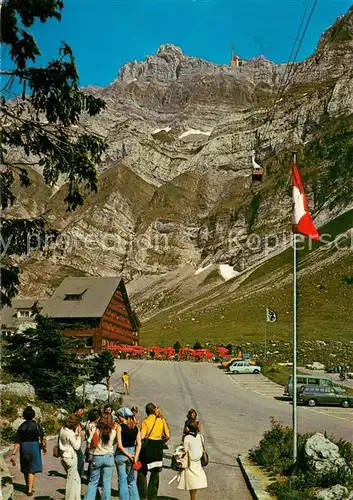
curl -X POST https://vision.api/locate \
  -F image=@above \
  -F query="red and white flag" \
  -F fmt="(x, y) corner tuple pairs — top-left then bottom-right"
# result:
(292, 161), (320, 241)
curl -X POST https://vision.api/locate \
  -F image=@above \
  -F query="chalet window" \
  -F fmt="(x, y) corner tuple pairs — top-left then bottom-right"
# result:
(84, 337), (93, 348)
(64, 294), (83, 301)
(18, 310), (31, 317)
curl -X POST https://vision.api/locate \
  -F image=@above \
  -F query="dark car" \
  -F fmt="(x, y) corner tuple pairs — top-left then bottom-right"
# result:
(298, 386), (353, 408)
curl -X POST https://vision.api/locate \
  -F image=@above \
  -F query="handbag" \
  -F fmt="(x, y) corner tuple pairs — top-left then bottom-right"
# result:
(91, 430), (100, 448)
(53, 435), (61, 458)
(141, 417), (157, 449)
(200, 435), (209, 467)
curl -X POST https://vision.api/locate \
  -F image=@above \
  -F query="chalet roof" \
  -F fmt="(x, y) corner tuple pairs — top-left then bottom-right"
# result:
(1, 299), (49, 330)
(40, 277), (122, 319)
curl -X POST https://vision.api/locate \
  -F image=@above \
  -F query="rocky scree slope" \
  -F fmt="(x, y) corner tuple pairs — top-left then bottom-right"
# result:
(9, 8), (353, 334)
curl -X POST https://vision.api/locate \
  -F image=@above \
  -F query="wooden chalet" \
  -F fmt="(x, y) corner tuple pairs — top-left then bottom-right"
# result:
(2, 277), (140, 354)
(40, 277), (140, 354)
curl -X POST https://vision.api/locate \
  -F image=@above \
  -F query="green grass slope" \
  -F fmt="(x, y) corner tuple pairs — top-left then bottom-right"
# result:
(140, 210), (353, 346)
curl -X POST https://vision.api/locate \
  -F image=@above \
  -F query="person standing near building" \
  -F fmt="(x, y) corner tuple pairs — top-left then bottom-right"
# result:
(137, 403), (170, 500)
(104, 404), (119, 424)
(115, 407), (141, 500)
(85, 409), (101, 480)
(85, 414), (117, 500)
(122, 372), (130, 395)
(131, 407), (139, 425)
(59, 415), (82, 500)
(73, 405), (86, 479)
(10, 407), (47, 497)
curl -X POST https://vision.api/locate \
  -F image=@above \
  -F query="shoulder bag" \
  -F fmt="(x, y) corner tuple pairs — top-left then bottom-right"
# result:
(53, 435), (61, 458)
(139, 417), (158, 463)
(200, 434), (209, 467)
(141, 416), (157, 448)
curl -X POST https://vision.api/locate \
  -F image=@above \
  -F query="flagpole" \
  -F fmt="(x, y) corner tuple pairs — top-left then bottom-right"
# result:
(292, 151), (298, 463)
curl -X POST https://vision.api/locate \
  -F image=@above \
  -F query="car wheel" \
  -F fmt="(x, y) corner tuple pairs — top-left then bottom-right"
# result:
(253, 369), (260, 374)
(308, 399), (317, 407)
(233, 370), (239, 374)
(341, 400), (349, 408)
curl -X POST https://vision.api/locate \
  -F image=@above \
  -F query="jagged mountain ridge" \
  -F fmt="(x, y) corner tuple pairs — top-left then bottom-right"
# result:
(10, 7), (353, 333)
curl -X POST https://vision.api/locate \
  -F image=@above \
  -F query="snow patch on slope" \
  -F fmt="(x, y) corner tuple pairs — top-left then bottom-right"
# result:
(219, 264), (239, 281)
(179, 129), (211, 139)
(152, 126), (172, 134)
(194, 264), (213, 276)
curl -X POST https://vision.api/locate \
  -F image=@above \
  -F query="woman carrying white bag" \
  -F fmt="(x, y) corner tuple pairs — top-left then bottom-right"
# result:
(177, 421), (208, 500)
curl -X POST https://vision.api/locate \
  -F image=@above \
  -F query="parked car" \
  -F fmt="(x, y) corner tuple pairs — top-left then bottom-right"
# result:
(298, 386), (353, 408)
(284, 374), (346, 397)
(228, 361), (261, 374)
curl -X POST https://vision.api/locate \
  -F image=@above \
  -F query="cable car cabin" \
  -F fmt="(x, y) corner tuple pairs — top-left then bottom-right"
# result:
(251, 151), (264, 181)
(252, 166), (264, 181)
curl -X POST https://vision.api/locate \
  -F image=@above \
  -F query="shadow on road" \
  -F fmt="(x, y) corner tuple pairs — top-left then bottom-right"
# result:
(13, 483), (54, 499)
(158, 497), (179, 500)
(13, 482), (27, 493)
(274, 396), (291, 402)
(48, 469), (66, 478)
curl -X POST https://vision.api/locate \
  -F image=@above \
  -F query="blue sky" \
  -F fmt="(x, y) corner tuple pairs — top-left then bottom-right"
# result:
(1, 0), (352, 89)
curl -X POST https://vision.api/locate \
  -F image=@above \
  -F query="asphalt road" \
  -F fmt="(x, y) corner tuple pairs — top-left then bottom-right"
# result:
(111, 360), (353, 499)
(7, 360), (353, 499)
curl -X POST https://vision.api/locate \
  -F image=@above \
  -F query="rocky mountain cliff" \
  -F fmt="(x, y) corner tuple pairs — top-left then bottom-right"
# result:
(10, 7), (353, 332)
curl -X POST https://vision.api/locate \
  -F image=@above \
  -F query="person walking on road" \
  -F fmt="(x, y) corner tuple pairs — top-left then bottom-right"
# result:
(10, 406), (47, 497)
(137, 403), (170, 500)
(59, 415), (82, 500)
(183, 409), (202, 438)
(73, 405), (86, 479)
(85, 414), (117, 500)
(122, 372), (130, 395)
(115, 407), (142, 500)
(177, 421), (208, 500)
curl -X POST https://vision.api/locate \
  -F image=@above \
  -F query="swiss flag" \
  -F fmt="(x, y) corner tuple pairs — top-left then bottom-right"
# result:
(292, 161), (320, 241)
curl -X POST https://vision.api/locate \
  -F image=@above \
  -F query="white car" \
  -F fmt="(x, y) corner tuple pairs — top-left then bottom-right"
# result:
(227, 361), (261, 374)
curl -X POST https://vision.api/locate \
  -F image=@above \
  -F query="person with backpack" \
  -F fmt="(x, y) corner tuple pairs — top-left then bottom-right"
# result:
(137, 403), (170, 500)
(58, 414), (82, 500)
(177, 421), (208, 500)
(85, 414), (117, 500)
(115, 407), (141, 500)
(10, 406), (47, 497)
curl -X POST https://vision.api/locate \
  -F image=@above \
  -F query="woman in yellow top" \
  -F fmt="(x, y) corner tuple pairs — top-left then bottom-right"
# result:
(137, 403), (170, 500)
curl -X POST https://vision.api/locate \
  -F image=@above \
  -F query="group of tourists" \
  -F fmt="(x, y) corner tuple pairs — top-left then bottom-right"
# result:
(10, 403), (208, 500)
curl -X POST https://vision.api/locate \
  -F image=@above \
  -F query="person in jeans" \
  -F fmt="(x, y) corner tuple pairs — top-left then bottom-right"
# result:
(85, 408), (101, 480)
(59, 415), (82, 500)
(115, 407), (141, 500)
(85, 414), (116, 500)
(73, 405), (86, 479)
(137, 403), (170, 500)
